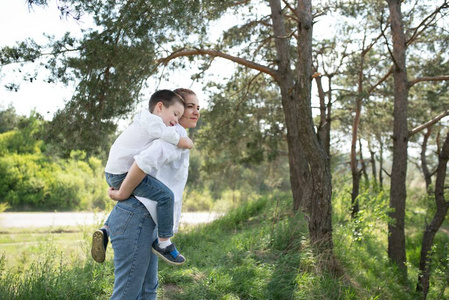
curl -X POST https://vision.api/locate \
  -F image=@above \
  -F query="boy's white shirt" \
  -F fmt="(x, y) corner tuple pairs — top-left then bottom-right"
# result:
(135, 124), (189, 233)
(105, 110), (180, 174)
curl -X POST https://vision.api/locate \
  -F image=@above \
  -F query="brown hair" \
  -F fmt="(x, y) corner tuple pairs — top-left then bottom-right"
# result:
(173, 88), (196, 103)
(148, 89), (185, 112)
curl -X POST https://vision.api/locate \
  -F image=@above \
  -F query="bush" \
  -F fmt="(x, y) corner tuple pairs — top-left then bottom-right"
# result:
(183, 188), (214, 211)
(0, 152), (109, 211)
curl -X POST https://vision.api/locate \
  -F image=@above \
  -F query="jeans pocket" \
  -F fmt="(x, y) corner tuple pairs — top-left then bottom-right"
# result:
(109, 205), (133, 236)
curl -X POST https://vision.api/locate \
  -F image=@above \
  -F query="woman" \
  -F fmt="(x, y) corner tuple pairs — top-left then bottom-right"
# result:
(103, 88), (200, 299)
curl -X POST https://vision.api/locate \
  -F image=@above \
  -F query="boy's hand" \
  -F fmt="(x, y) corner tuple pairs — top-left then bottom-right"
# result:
(177, 137), (194, 149)
(108, 187), (131, 201)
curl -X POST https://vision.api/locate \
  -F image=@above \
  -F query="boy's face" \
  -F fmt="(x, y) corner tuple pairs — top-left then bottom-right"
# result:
(154, 101), (184, 126)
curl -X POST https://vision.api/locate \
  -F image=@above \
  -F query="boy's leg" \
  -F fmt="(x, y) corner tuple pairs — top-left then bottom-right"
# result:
(91, 227), (108, 263)
(105, 172), (184, 265)
(132, 174), (175, 239)
(132, 175), (186, 265)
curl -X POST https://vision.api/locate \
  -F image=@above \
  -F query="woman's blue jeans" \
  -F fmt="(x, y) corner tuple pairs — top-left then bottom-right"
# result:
(105, 196), (159, 300)
(105, 172), (174, 238)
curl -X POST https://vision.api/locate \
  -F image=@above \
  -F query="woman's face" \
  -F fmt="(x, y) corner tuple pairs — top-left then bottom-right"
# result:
(179, 94), (200, 129)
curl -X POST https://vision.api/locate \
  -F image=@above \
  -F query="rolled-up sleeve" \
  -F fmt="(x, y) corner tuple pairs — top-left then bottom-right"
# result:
(160, 126), (180, 145)
(134, 140), (183, 174)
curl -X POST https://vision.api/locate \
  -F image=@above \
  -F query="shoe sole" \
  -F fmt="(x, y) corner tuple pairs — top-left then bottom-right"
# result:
(91, 230), (106, 263)
(151, 247), (186, 266)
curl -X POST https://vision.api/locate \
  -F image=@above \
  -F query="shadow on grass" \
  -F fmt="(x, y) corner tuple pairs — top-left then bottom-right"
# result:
(159, 193), (359, 299)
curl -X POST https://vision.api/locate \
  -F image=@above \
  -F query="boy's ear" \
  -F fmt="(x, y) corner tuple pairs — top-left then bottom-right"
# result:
(155, 101), (164, 112)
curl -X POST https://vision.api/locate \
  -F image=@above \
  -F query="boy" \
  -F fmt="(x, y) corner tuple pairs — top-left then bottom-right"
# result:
(92, 89), (192, 265)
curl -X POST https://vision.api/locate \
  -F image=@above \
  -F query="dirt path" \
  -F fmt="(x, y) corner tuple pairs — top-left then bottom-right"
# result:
(0, 211), (223, 229)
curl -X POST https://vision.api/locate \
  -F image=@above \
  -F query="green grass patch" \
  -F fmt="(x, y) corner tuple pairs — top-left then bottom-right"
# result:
(0, 225), (114, 300)
(0, 190), (447, 299)
(159, 192), (360, 299)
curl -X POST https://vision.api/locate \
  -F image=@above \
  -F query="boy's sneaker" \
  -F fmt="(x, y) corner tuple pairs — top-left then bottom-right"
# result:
(151, 240), (186, 266)
(91, 228), (108, 263)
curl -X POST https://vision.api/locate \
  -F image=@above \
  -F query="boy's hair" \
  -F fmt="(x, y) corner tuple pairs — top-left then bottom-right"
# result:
(173, 88), (196, 102)
(148, 89), (185, 112)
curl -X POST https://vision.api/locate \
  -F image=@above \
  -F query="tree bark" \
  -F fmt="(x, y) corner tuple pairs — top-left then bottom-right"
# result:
(315, 74), (331, 157)
(420, 128), (432, 192)
(387, 0), (409, 273)
(416, 131), (449, 299)
(269, 0), (333, 257)
(296, 0), (333, 253)
(368, 140), (378, 188)
(268, 0), (308, 212)
(379, 137), (384, 190)
(350, 93), (363, 218)
(359, 138), (369, 183)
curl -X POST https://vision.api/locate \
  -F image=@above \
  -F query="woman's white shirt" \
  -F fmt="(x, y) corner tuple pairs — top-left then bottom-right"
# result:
(135, 124), (189, 233)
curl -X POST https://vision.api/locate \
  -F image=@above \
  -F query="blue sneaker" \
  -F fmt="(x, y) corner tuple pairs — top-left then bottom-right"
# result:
(151, 240), (186, 266)
(91, 228), (108, 263)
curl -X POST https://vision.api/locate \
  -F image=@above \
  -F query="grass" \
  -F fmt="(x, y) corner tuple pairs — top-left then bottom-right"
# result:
(0, 228), (84, 268)
(0, 190), (448, 299)
(0, 225), (115, 300)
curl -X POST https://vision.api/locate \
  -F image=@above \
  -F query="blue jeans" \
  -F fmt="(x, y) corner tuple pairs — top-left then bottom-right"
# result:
(105, 197), (159, 300)
(105, 172), (174, 238)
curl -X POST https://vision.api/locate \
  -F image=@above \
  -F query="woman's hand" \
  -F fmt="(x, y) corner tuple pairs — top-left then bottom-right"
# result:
(108, 187), (131, 201)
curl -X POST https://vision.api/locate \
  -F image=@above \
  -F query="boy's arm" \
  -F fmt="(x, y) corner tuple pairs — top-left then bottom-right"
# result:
(177, 136), (194, 149)
(160, 126), (181, 145)
(109, 162), (146, 201)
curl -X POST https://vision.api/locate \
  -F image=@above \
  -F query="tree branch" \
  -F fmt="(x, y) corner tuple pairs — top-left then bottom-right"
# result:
(409, 75), (449, 87)
(409, 111), (449, 137)
(156, 48), (278, 79)
(406, 1), (449, 46)
(230, 0), (251, 6)
(382, 167), (391, 178)
(282, 0), (299, 19)
(368, 66), (393, 94)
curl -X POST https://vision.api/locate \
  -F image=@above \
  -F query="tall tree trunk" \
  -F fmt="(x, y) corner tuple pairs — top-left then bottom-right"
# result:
(387, 0), (410, 273)
(269, 0), (334, 260)
(350, 94), (362, 218)
(315, 74), (331, 157)
(368, 140), (378, 189)
(268, 0), (308, 212)
(325, 77), (332, 156)
(420, 128), (432, 193)
(282, 86), (309, 212)
(379, 137), (384, 190)
(296, 0), (333, 254)
(359, 138), (369, 184)
(416, 131), (449, 299)
(351, 35), (372, 218)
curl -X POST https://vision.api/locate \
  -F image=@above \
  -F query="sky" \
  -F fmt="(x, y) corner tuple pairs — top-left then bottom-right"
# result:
(0, 0), (226, 120)
(0, 1), (81, 118)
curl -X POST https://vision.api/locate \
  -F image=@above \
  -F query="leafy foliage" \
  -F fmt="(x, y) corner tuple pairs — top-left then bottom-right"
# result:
(0, 106), (20, 134)
(0, 112), (109, 211)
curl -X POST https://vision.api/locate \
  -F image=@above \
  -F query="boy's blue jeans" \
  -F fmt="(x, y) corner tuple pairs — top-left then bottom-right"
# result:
(105, 172), (174, 238)
(106, 197), (159, 300)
